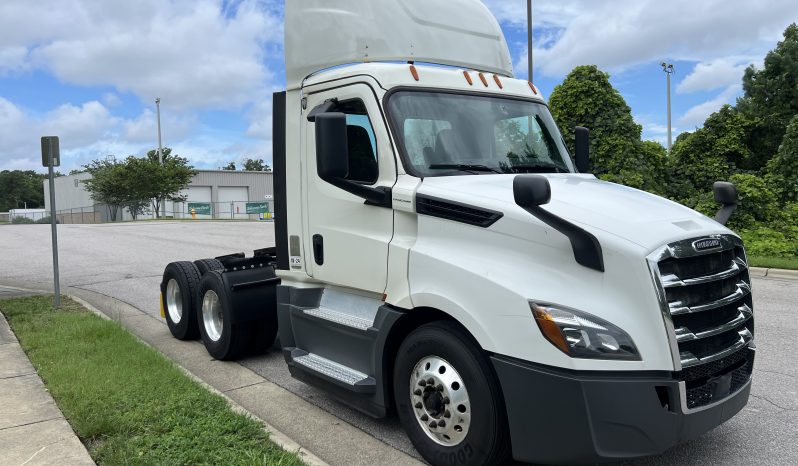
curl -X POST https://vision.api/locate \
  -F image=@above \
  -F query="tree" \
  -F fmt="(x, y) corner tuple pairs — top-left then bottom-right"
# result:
(0, 170), (47, 211)
(83, 148), (195, 220)
(242, 158), (270, 171)
(142, 148), (196, 218)
(548, 65), (666, 194)
(222, 161), (236, 170)
(668, 105), (751, 203)
(766, 114), (798, 204)
(82, 159), (129, 221)
(739, 23), (798, 171)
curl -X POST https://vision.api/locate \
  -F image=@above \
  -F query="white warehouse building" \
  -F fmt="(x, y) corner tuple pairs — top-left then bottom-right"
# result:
(44, 170), (274, 223)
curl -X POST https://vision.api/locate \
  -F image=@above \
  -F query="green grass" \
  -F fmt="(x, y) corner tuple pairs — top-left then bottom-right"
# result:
(748, 255), (798, 270)
(0, 296), (303, 466)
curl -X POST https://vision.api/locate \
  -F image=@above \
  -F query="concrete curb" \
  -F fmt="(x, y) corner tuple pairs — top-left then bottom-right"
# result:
(749, 267), (798, 280)
(67, 294), (330, 466)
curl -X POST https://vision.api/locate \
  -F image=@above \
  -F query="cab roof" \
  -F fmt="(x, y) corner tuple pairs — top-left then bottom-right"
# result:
(285, 0), (513, 89)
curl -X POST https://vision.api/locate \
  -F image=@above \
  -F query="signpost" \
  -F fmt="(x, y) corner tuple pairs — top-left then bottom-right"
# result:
(187, 202), (212, 216)
(41, 136), (61, 308)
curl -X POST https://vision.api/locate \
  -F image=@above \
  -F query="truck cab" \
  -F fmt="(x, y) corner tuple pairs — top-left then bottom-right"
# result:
(162, 1), (755, 464)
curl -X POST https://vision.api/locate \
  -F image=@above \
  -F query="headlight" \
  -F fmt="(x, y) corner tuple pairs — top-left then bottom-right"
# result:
(530, 302), (640, 360)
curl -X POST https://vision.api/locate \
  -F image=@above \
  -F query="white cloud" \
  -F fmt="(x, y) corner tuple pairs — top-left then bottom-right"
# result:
(678, 84), (741, 129)
(677, 59), (751, 94)
(490, 0), (798, 78)
(1, 0), (283, 110)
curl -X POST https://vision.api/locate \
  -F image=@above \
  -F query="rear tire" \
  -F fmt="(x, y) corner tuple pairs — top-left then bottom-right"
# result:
(393, 321), (510, 466)
(194, 258), (224, 276)
(160, 261), (201, 340)
(197, 270), (252, 360)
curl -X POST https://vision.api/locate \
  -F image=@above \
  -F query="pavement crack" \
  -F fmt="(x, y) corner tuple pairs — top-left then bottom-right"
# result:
(750, 394), (796, 412)
(0, 372), (36, 380)
(224, 381), (266, 393)
(0, 416), (62, 432)
(69, 274), (162, 288)
(754, 368), (797, 379)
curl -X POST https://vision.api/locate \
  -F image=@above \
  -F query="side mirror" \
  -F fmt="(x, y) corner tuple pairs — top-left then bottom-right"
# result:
(315, 112), (349, 181)
(713, 182), (738, 225)
(574, 126), (590, 173)
(513, 174), (551, 208)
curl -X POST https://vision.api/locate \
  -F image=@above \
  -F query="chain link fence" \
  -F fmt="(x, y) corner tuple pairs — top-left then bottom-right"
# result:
(2, 201), (273, 224)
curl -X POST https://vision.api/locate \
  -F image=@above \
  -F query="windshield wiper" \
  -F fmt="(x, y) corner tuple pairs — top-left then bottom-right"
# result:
(428, 164), (503, 174)
(507, 163), (565, 174)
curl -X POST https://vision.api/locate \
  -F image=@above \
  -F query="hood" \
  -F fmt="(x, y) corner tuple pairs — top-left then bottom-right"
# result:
(416, 174), (732, 252)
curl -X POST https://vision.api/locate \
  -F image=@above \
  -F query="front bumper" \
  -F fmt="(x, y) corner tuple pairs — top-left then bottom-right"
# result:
(491, 350), (754, 464)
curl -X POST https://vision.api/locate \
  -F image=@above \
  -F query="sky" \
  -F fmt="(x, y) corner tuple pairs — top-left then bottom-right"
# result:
(1, 0), (797, 173)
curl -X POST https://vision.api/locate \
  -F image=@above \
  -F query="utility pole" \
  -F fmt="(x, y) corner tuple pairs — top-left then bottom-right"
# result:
(527, 0), (533, 82)
(661, 63), (674, 154)
(155, 97), (165, 218)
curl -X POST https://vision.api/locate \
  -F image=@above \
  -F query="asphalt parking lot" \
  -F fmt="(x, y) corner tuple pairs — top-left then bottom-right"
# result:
(1, 221), (796, 465)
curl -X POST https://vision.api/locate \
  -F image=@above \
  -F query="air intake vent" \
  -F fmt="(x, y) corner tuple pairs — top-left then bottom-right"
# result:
(416, 194), (503, 228)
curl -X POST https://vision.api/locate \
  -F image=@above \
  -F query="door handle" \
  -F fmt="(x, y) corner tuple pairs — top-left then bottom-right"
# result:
(312, 234), (324, 265)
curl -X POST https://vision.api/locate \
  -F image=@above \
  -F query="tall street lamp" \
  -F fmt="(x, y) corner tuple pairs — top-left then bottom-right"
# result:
(155, 97), (165, 218)
(527, 0), (533, 82)
(661, 62), (674, 154)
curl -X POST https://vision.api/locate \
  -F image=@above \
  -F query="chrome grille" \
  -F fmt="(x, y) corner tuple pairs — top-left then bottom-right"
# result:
(649, 234), (755, 409)
(650, 235), (754, 369)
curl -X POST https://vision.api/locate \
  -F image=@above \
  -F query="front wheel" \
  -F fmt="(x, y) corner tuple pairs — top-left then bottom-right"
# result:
(393, 321), (510, 466)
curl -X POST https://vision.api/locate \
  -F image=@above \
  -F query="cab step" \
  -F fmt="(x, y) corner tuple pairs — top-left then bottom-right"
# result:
(303, 307), (373, 330)
(288, 348), (376, 393)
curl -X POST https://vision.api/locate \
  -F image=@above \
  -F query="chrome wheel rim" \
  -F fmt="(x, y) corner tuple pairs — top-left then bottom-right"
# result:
(202, 290), (223, 342)
(409, 356), (471, 446)
(165, 279), (182, 324)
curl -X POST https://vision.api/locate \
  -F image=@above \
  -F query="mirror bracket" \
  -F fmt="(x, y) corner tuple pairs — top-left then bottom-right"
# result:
(514, 175), (604, 272)
(713, 182), (738, 225)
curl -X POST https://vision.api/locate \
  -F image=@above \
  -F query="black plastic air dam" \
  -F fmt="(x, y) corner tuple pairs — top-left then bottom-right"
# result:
(491, 355), (751, 464)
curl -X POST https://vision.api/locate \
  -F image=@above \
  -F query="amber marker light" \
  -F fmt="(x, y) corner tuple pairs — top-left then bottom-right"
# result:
(531, 303), (570, 355)
(409, 64), (420, 81)
(493, 74), (503, 89)
(528, 81), (539, 95)
(463, 71), (473, 85)
(478, 72), (488, 87)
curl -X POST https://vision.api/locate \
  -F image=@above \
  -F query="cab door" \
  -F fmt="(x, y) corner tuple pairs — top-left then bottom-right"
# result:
(302, 83), (396, 293)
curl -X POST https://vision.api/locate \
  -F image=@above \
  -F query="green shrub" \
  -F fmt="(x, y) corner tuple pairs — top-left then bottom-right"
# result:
(739, 226), (798, 258)
(34, 216), (58, 224)
(11, 216), (34, 224)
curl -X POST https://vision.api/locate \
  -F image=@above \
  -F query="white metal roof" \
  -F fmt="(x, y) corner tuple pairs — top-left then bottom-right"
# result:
(284, 0), (513, 89)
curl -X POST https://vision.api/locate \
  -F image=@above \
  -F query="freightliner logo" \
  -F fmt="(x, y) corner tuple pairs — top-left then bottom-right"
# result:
(692, 238), (722, 252)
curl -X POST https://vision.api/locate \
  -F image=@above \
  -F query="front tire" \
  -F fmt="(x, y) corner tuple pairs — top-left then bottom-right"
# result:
(393, 321), (510, 466)
(197, 270), (252, 360)
(160, 261), (201, 340)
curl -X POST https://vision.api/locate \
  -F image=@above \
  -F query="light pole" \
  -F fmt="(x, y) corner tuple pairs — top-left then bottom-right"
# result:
(661, 62), (674, 154)
(527, 0), (533, 82)
(155, 97), (165, 218)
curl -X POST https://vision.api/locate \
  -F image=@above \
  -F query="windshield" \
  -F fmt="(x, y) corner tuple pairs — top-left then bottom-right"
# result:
(386, 91), (574, 177)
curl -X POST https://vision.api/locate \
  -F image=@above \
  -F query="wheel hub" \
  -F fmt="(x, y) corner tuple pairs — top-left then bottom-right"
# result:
(409, 356), (471, 446)
(165, 278), (182, 324)
(202, 290), (224, 342)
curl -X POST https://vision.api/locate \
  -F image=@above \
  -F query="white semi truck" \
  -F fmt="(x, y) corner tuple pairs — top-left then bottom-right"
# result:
(159, 1), (755, 464)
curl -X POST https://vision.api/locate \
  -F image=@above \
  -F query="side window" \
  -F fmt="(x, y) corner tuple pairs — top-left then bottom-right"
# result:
(339, 100), (378, 184)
